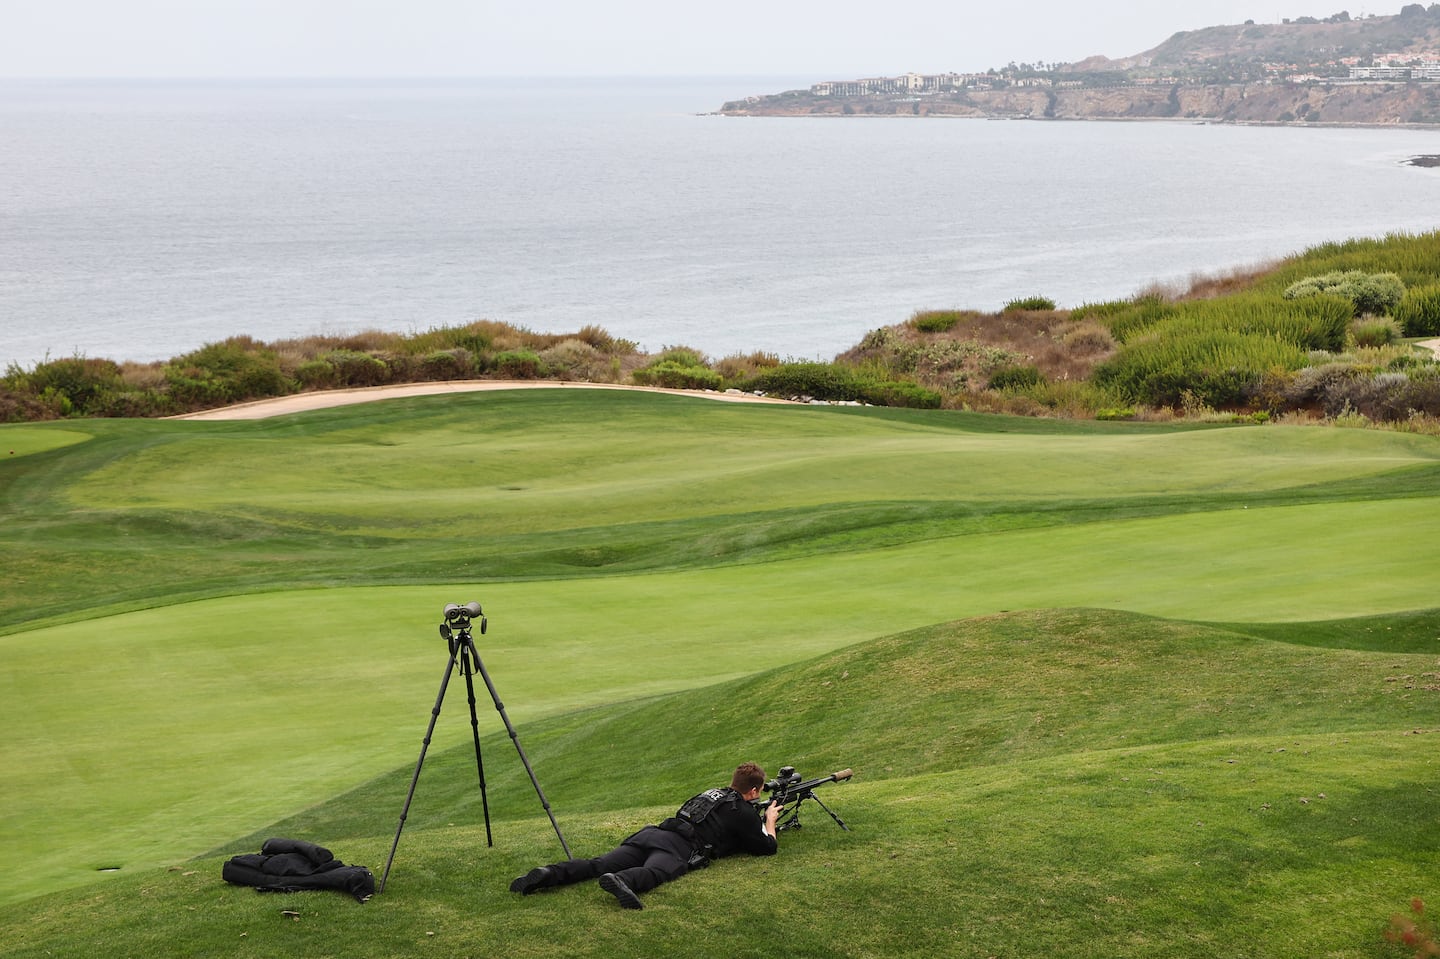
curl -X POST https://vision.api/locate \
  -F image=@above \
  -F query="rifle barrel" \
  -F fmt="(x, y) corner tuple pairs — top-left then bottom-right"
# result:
(752, 767), (854, 809)
(791, 768), (853, 794)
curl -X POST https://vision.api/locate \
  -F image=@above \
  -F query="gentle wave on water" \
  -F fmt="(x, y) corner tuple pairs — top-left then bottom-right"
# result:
(3, 77), (1439, 369)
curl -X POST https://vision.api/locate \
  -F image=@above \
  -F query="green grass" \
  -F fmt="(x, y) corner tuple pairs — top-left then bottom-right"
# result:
(1, 388), (1438, 956)
(2, 609), (1437, 958)
(4, 391), (1438, 630)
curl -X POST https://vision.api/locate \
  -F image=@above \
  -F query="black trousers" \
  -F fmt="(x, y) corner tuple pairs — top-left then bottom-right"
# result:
(543, 826), (692, 894)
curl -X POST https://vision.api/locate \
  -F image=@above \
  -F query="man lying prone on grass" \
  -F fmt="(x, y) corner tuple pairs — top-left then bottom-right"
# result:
(509, 761), (781, 909)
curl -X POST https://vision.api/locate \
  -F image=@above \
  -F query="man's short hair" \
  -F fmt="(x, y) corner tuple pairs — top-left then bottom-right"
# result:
(731, 762), (766, 793)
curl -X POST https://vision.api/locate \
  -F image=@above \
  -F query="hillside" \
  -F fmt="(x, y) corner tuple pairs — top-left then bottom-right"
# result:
(719, 5), (1440, 125)
(1127, 8), (1440, 72)
(3, 608), (1438, 958)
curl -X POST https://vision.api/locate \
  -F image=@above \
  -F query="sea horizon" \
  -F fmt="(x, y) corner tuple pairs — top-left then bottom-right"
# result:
(4, 76), (1438, 371)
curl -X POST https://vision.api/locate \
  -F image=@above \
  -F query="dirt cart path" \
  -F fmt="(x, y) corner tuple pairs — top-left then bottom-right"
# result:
(171, 380), (793, 421)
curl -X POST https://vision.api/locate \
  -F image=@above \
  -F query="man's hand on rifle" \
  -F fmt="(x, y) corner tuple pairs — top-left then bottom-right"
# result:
(763, 797), (783, 837)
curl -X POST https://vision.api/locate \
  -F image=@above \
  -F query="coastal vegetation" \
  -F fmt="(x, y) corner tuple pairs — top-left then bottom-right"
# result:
(1, 387), (1438, 957)
(6, 231), (1440, 430)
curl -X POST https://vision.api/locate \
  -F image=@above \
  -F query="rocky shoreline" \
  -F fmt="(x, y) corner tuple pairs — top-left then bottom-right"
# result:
(720, 81), (1440, 128)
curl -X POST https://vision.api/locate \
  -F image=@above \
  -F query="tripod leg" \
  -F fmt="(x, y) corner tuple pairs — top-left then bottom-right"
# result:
(466, 638), (572, 859)
(460, 648), (494, 847)
(379, 645), (460, 894)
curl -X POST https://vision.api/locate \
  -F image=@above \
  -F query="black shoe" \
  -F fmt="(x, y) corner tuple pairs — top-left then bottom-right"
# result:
(598, 872), (643, 909)
(509, 866), (553, 895)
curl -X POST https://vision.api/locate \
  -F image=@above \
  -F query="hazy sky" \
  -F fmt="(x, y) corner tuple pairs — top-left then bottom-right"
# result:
(3, 2), (1376, 79)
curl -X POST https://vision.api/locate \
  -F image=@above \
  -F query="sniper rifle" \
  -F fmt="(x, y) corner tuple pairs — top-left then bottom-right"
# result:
(753, 766), (852, 832)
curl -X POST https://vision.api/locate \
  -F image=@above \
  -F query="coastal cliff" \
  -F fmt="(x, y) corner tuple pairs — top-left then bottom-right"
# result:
(719, 5), (1440, 126)
(720, 81), (1440, 125)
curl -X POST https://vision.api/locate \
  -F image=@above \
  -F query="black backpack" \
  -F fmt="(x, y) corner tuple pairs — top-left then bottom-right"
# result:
(222, 838), (375, 902)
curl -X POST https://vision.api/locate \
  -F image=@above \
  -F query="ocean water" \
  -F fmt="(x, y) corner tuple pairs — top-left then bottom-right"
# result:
(3, 77), (1440, 370)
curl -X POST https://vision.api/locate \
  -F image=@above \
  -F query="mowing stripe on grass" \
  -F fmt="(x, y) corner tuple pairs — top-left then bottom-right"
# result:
(2, 495), (1437, 906)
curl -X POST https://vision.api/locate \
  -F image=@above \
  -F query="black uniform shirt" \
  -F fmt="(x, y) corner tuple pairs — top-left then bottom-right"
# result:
(694, 793), (778, 859)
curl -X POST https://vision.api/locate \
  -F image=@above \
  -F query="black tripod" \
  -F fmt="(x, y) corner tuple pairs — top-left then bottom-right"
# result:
(379, 602), (571, 893)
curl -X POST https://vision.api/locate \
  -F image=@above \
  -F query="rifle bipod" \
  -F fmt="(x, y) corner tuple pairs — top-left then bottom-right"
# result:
(776, 785), (849, 832)
(761, 767), (853, 832)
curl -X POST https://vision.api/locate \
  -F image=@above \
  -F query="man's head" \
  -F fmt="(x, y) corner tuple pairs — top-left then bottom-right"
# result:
(731, 762), (766, 797)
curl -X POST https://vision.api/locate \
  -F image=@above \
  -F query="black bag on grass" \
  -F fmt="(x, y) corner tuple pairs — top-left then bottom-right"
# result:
(222, 837), (374, 902)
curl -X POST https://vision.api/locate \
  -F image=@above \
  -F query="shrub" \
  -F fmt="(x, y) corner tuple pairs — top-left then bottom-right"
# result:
(0, 386), (63, 422)
(1388, 352), (1430, 372)
(433, 323), (494, 357)
(295, 360), (337, 389)
(418, 349), (474, 381)
(491, 349), (545, 379)
(910, 310), (970, 333)
(1003, 296), (1057, 312)
(1284, 362), (1364, 410)
(1001, 378), (1118, 417)
(746, 362), (868, 400)
(650, 347), (708, 368)
(857, 380), (942, 409)
(744, 362), (940, 409)
(1247, 366), (1300, 414)
(988, 365), (1045, 391)
(714, 351), (781, 381)
(1268, 231), (1440, 292)
(377, 351), (420, 383)
(630, 348), (716, 389)
(1091, 296), (1179, 343)
(1283, 270), (1406, 316)
(1093, 329), (1308, 409)
(573, 325), (637, 354)
(1351, 317), (1401, 349)
(1324, 370), (1440, 421)
(1393, 285), (1440, 336)
(162, 339), (292, 409)
(22, 357), (125, 415)
(1059, 321), (1117, 355)
(893, 340), (1024, 378)
(1274, 294), (1354, 351)
(1157, 293), (1351, 352)
(858, 328), (897, 351)
(324, 349), (391, 387)
(539, 339), (609, 380)
(1075, 296), (1150, 320)
(632, 361), (723, 390)
(87, 389), (177, 418)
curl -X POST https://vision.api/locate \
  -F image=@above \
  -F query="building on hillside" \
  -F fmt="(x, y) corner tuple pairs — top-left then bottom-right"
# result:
(811, 72), (997, 96)
(1350, 65), (1416, 79)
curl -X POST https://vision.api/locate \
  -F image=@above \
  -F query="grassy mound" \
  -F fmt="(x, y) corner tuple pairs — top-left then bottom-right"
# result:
(2, 608), (1437, 959)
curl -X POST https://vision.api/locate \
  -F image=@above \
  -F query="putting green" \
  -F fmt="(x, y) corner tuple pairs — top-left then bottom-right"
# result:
(0, 427), (91, 458)
(65, 407), (1440, 538)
